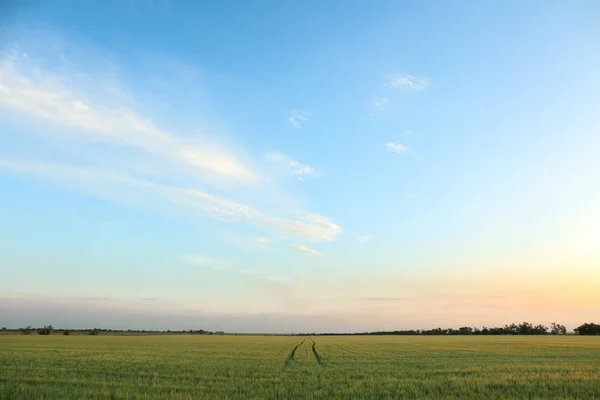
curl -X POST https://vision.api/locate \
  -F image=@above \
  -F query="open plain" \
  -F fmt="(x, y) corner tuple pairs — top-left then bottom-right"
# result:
(1, 334), (599, 399)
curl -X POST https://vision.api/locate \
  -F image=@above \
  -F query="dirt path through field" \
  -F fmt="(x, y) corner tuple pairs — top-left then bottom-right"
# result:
(283, 336), (325, 369)
(283, 338), (305, 368)
(308, 337), (323, 365)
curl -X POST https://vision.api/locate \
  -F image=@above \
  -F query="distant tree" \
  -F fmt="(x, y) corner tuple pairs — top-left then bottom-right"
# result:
(489, 327), (504, 335)
(533, 324), (548, 335)
(37, 325), (54, 335)
(1, 327), (6, 331)
(504, 323), (519, 335)
(517, 322), (534, 335)
(63, 330), (70, 336)
(536, 324), (547, 334)
(459, 327), (473, 335)
(574, 323), (600, 335)
(550, 322), (567, 335)
(88, 329), (99, 336)
(20, 325), (34, 335)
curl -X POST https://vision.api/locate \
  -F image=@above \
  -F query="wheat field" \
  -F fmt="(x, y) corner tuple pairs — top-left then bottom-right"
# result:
(1, 334), (599, 399)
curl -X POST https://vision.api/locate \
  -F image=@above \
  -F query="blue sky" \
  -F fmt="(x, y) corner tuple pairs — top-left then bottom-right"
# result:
(1, 0), (599, 332)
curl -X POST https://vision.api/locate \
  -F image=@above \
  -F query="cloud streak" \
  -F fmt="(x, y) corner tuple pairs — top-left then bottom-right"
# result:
(264, 152), (320, 180)
(0, 36), (343, 243)
(387, 142), (408, 154)
(388, 73), (428, 90)
(0, 158), (342, 242)
(0, 51), (257, 186)
(288, 109), (309, 128)
(292, 244), (322, 256)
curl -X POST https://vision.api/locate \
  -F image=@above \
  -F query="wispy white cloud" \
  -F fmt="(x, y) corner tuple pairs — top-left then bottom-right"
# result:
(357, 235), (370, 243)
(291, 244), (322, 256)
(387, 142), (408, 154)
(369, 73), (427, 117)
(264, 152), (320, 180)
(0, 36), (343, 243)
(288, 109), (309, 129)
(0, 158), (342, 242)
(0, 49), (257, 186)
(256, 237), (272, 244)
(278, 214), (341, 242)
(388, 73), (428, 90)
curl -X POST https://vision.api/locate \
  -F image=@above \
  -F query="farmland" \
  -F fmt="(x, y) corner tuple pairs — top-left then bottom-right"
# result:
(1, 334), (599, 399)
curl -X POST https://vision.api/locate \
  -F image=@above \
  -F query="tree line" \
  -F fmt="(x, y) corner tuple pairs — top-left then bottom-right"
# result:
(3, 322), (600, 336)
(365, 322), (560, 335)
(0, 326), (224, 335)
(323, 322), (600, 336)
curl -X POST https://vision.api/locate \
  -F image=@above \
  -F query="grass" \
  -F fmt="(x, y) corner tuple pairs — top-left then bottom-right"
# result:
(1, 334), (599, 399)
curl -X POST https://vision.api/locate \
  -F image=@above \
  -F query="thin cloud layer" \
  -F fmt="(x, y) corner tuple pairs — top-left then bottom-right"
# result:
(0, 40), (342, 243)
(387, 142), (408, 154)
(0, 158), (342, 242)
(388, 73), (429, 90)
(288, 109), (309, 128)
(264, 152), (320, 180)
(0, 52), (257, 186)
(292, 244), (322, 256)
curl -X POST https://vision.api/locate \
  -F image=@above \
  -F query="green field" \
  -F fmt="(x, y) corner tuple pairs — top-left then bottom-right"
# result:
(1, 334), (599, 399)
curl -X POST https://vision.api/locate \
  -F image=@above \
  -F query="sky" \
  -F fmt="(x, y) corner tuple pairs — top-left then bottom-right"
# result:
(0, 0), (599, 333)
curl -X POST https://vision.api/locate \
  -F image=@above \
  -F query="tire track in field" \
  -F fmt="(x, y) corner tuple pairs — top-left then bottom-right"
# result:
(308, 337), (324, 366)
(283, 338), (305, 368)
